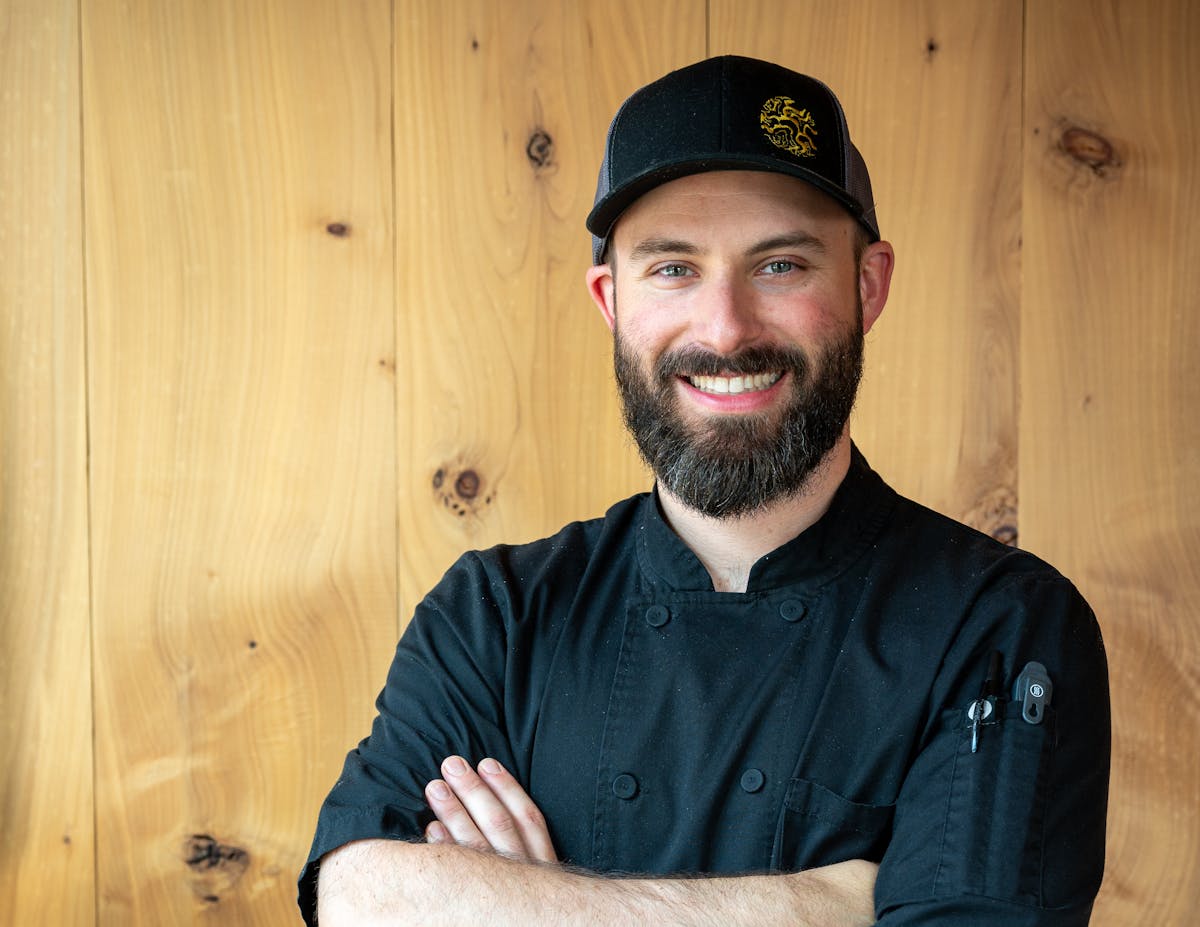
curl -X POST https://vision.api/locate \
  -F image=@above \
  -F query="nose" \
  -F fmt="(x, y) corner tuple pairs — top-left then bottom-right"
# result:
(695, 276), (764, 355)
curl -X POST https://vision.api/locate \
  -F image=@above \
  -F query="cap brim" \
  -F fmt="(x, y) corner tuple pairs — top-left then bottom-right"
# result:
(586, 156), (878, 245)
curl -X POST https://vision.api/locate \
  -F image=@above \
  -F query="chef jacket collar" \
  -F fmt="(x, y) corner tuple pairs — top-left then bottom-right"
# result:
(637, 443), (894, 593)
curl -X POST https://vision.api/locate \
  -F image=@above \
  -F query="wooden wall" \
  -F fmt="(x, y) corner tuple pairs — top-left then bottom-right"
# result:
(0, 0), (94, 923)
(1, 0), (1195, 923)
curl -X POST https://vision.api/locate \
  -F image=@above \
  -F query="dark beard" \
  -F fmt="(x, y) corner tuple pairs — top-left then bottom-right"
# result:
(614, 322), (864, 519)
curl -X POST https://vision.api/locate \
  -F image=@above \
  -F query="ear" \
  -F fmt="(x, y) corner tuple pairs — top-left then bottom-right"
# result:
(858, 240), (895, 334)
(585, 263), (617, 332)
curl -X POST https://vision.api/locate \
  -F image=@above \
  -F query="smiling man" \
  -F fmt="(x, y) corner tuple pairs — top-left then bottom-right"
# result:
(303, 56), (1110, 926)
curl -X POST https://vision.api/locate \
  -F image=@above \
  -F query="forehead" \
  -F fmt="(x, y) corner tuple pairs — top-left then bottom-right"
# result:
(611, 170), (854, 254)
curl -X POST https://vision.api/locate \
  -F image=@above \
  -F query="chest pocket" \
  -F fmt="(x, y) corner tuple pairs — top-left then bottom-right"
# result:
(772, 777), (895, 868)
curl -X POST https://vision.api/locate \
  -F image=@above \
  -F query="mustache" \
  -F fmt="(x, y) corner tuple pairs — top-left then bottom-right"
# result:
(654, 344), (810, 380)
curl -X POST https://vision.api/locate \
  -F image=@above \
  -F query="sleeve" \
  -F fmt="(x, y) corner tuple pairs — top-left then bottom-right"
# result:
(874, 572), (1111, 925)
(296, 551), (516, 925)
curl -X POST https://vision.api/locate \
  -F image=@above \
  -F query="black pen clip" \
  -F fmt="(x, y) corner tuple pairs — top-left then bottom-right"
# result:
(1013, 661), (1053, 725)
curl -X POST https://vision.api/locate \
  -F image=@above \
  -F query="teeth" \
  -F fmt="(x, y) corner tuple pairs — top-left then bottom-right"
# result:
(687, 372), (782, 395)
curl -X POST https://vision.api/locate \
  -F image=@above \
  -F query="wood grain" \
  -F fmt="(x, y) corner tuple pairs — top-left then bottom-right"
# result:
(392, 0), (702, 617)
(1022, 1), (1200, 922)
(711, 0), (1024, 542)
(0, 1), (94, 924)
(82, 0), (396, 922)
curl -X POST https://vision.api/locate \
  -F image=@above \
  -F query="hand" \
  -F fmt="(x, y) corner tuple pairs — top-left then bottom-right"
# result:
(424, 756), (558, 863)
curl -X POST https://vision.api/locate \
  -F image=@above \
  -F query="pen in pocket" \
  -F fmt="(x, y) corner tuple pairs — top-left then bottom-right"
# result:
(967, 649), (1004, 754)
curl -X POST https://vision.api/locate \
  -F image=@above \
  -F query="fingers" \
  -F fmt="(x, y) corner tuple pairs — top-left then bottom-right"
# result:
(474, 757), (557, 863)
(425, 756), (521, 855)
(424, 819), (450, 843)
(424, 757), (557, 863)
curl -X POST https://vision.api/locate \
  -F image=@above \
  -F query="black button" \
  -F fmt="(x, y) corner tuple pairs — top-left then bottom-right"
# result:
(645, 605), (670, 628)
(779, 599), (807, 623)
(612, 773), (639, 800)
(740, 768), (765, 793)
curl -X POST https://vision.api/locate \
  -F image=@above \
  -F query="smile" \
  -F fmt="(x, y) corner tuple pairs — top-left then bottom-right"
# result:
(685, 372), (783, 395)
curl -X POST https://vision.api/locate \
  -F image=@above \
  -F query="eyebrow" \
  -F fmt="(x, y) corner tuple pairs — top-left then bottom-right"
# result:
(747, 232), (828, 256)
(625, 231), (829, 263)
(627, 238), (701, 261)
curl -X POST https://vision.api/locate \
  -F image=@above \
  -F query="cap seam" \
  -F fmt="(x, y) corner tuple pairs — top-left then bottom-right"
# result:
(604, 93), (638, 191)
(720, 57), (729, 153)
(808, 72), (851, 185)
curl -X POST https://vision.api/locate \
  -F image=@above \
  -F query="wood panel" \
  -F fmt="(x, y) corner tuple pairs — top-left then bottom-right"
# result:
(0, 0), (94, 924)
(0, 1), (1187, 922)
(82, 0), (396, 922)
(711, 0), (1024, 542)
(393, 0), (703, 616)
(1022, 1), (1200, 923)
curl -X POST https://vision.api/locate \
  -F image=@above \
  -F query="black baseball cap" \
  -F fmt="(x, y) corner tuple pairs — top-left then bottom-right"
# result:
(587, 55), (879, 264)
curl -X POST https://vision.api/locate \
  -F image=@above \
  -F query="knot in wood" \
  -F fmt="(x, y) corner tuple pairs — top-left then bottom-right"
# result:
(962, 485), (1019, 549)
(526, 130), (554, 169)
(455, 469), (481, 500)
(185, 834), (249, 872)
(1060, 127), (1119, 175)
(432, 462), (493, 518)
(325, 222), (351, 237)
(990, 523), (1018, 547)
(183, 834), (250, 900)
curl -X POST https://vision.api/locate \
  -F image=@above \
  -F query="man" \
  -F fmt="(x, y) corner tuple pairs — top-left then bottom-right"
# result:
(302, 56), (1109, 925)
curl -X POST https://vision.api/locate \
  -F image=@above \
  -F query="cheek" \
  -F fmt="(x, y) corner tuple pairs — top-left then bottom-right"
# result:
(618, 321), (670, 360)
(612, 292), (686, 355)
(614, 326), (664, 380)
(778, 290), (861, 341)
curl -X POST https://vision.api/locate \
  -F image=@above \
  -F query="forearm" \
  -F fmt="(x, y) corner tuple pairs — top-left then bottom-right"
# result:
(317, 839), (874, 927)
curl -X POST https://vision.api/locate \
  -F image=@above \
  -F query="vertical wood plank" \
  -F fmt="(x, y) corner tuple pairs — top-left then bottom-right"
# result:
(710, 0), (1024, 542)
(0, 0), (94, 923)
(1022, 1), (1200, 923)
(82, 0), (396, 922)
(393, 0), (705, 617)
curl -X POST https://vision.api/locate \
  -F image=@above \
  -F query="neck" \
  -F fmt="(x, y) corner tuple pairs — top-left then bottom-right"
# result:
(656, 437), (853, 593)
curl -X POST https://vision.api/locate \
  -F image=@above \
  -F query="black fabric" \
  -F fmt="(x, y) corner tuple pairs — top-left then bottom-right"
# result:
(299, 448), (1109, 925)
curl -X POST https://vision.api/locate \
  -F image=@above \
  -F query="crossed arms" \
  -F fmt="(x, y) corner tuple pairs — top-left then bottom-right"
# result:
(316, 755), (877, 926)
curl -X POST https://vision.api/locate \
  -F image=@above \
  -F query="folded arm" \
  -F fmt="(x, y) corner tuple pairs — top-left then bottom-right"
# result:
(316, 756), (877, 927)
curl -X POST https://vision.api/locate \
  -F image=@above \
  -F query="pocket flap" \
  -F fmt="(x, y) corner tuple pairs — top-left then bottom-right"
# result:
(773, 777), (895, 868)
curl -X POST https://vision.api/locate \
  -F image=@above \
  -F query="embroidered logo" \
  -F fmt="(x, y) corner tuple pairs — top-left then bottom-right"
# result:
(760, 96), (818, 158)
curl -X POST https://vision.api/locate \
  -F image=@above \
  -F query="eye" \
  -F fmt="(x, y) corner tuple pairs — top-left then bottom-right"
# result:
(761, 259), (800, 275)
(654, 263), (694, 278)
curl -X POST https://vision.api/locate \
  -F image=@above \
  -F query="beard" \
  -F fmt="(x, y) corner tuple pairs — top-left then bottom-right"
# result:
(613, 312), (865, 519)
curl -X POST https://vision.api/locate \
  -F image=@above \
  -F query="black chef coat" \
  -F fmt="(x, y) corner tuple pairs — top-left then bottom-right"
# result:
(300, 448), (1109, 925)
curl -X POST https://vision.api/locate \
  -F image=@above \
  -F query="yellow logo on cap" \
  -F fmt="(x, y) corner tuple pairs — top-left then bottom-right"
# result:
(760, 96), (818, 158)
